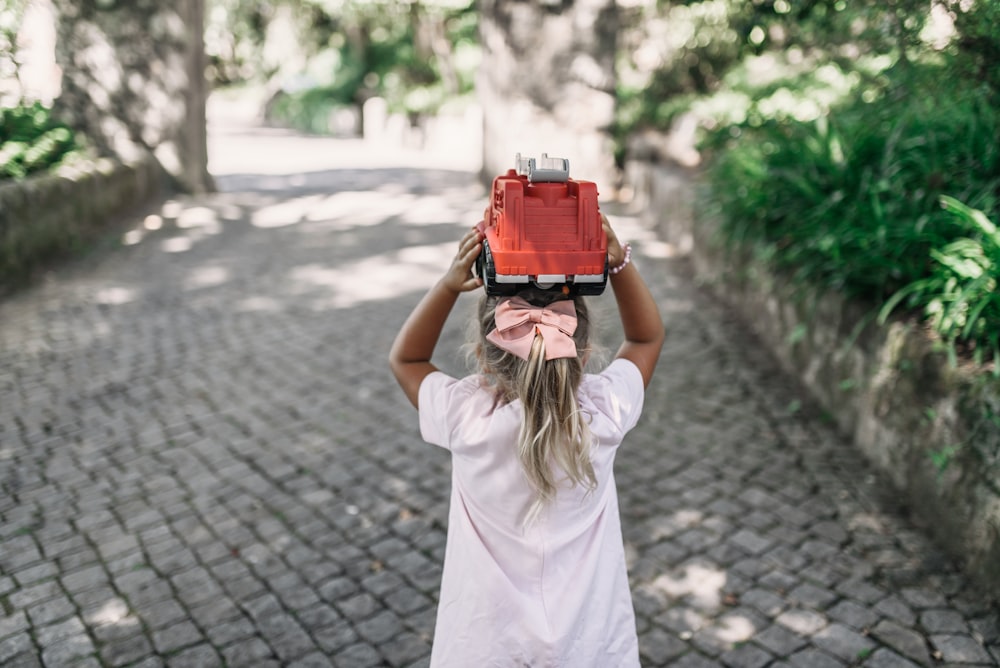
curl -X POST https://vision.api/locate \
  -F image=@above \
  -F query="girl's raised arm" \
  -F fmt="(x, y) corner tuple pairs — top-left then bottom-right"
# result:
(603, 216), (665, 388)
(389, 227), (484, 408)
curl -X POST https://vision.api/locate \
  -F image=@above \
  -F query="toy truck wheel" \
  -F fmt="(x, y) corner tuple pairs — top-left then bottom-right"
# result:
(477, 240), (501, 296)
(480, 241), (522, 296)
(474, 245), (486, 283)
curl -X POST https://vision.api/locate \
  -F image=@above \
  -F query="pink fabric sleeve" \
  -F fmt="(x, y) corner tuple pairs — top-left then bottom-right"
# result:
(585, 358), (646, 437)
(417, 371), (470, 450)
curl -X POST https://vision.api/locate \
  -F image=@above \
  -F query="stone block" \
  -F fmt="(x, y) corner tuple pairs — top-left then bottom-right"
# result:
(871, 619), (931, 665)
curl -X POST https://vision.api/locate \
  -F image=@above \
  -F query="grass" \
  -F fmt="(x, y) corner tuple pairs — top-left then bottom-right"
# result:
(0, 102), (83, 179)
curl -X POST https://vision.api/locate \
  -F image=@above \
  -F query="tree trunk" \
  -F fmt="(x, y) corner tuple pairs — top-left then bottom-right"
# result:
(51, 0), (213, 193)
(478, 0), (618, 189)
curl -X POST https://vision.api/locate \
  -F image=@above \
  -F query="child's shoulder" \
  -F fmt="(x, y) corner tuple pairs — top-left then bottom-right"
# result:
(578, 359), (646, 432)
(420, 371), (500, 406)
(579, 359), (645, 405)
(584, 358), (643, 387)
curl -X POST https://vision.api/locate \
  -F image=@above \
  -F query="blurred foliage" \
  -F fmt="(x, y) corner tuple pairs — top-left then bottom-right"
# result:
(695, 0), (1000, 365)
(206, 0), (480, 129)
(616, 0), (934, 150)
(0, 0), (29, 96)
(947, 0), (1000, 93)
(0, 101), (81, 181)
(0, 2), (86, 181)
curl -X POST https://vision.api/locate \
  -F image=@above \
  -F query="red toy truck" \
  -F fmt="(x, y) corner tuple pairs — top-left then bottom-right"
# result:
(475, 153), (608, 296)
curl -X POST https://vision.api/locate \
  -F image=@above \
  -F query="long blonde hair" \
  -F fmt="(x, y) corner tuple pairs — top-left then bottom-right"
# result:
(474, 290), (596, 522)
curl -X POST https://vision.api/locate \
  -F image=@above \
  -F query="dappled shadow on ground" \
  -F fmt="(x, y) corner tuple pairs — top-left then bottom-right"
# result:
(98, 166), (486, 313)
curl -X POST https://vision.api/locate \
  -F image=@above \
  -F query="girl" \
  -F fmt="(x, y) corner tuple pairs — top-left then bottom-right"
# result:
(389, 215), (664, 667)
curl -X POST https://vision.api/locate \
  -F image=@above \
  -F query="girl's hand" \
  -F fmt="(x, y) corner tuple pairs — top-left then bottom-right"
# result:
(602, 214), (625, 267)
(442, 227), (484, 294)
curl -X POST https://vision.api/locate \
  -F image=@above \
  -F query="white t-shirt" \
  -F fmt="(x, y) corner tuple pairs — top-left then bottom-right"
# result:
(418, 358), (646, 668)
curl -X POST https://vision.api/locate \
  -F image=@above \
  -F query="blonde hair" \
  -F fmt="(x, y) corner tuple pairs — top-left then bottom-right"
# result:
(474, 290), (596, 523)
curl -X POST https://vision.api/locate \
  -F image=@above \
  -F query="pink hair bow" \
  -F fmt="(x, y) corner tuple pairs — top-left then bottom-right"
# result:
(486, 296), (578, 361)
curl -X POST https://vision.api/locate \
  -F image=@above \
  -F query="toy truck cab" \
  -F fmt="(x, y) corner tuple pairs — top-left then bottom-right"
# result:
(475, 153), (608, 296)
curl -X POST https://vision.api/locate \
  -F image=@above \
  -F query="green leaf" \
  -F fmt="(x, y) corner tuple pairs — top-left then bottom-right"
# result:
(962, 296), (994, 339)
(878, 279), (934, 325)
(941, 195), (998, 237)
(788, 323), (808, 345)
(931, 247), (985, 280)
(929, 444), (959, 473)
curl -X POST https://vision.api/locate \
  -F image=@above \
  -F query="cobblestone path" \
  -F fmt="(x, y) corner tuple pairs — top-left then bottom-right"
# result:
(1, 106), (998, 667)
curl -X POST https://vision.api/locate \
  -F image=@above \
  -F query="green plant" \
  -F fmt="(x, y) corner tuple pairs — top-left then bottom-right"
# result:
(0, 102), (81, 179)
(880, 196), (1000, 369)
(706, 66), (1000, 302)
(929, 444), (956, 474)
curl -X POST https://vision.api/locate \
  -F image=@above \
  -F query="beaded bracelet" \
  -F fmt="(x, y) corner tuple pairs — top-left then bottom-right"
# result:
(609, 242), (632, 275)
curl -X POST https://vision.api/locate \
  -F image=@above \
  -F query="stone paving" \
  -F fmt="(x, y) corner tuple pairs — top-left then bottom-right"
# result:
(1, 103), (999, 667)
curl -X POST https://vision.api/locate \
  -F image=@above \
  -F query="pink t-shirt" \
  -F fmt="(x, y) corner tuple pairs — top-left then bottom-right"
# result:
(418, 358), (645, 668)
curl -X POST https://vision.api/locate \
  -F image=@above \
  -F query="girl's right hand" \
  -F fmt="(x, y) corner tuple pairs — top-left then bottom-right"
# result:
(442, 226), (485, 294)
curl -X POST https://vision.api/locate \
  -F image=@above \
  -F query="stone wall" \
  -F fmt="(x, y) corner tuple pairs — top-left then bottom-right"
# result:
(0, 153), (164, 288)
(626, 159), (1000, 597)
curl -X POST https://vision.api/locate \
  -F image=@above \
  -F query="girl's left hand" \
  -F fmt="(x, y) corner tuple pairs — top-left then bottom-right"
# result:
(602, 214), (625, 267)
(442, 227), (484, 294)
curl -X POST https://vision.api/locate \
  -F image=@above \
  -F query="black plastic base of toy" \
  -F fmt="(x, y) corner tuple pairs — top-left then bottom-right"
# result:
(474, 242), (608, 297)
